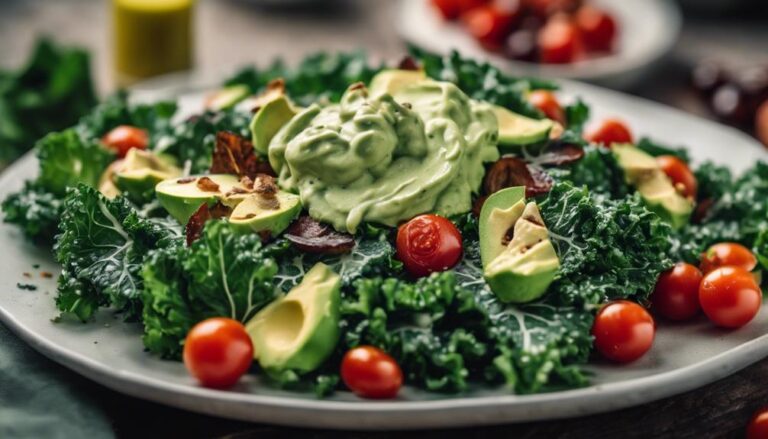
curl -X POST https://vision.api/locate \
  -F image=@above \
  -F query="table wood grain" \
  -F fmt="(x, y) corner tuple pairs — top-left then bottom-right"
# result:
(1, 1), (768, 438)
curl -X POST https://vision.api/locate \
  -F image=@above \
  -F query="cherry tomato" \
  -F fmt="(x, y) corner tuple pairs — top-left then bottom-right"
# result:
(524, 0), (580, 18)
(574, 5), (617, 52)
(527, 89), (566, 124)
(102, 125), (149, 158)
(341, 346), (403, 399)
(183, 317), (253, 389)
(592, 300), (655, 363)
(656, 155), (698, 198)
(699, 266), (761, 328)
(431, 0), (488, 20)
(747, 407), (768, 439)
(397, 214), (463, 277)
(700, 242), (758, 274)
(586, 118), (633, 146)
(651, 263), (703, 321)
(537, 15), (584, 64)
(463, 4), (518, 50)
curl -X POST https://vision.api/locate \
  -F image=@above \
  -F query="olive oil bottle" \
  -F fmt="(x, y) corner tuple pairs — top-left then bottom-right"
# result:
(113, 0), (195, 86)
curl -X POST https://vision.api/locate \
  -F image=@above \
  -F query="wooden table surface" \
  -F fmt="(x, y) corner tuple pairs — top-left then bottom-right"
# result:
(1, 1), (768, 438)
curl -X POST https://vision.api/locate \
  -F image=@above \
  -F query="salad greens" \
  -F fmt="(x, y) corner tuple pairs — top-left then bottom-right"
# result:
(3, 50), (767, 397)
(0, 38), (96, 165)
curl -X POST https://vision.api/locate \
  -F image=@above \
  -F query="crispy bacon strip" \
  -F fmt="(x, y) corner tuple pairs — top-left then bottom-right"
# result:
(483, 157), (553, 198)
(185, 202), (232, 246)
(210, 131), (275, 179)
(284, 216), (355, 255)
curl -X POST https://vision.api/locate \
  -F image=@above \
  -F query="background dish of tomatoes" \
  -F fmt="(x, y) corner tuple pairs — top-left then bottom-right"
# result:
(397, 0), (682, 89)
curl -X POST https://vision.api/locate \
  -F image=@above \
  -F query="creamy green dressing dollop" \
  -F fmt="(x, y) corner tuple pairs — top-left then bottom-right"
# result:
(268, 79), (499, 233)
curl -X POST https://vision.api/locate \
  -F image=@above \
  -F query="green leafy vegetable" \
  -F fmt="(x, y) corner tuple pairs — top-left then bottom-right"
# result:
(559, 145), (629, 199)
(55, 185), (182, 321)
(1, 181), (63, 244)
(540, 182), (673, 305)
(36, 129), (115, 195)
(0, 38), (96, 164)
(77, 91), (177, 143)
(141, 220), (278, 358)
(635, 137), (690, 162)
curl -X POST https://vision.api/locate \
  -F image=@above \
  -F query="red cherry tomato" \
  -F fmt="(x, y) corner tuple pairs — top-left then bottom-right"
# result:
(183, 317), (253, 389)
(396, 214), (463, 277)
(341, 346), (403, 399)
(747, 407), (768, 439)
(102, 125), (149, 158)
(537, 15), (584, 64)
(586, 118), (633, 146)
(700, 242), (758, 274)
(431, 0), (488, 20)
(524, 0), (580, 18)
(699, 266), (761, 328)
(527, 89), (566, 124)
(592, 300), (655, 363)
(651, 263), (703, 321)
(574, 5), (617, 52)
(656, 155), (698, 199)
(463, 4), (518, 50)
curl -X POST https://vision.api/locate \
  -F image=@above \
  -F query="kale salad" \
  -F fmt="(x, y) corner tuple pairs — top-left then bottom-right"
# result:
(4, 50), (767, 398)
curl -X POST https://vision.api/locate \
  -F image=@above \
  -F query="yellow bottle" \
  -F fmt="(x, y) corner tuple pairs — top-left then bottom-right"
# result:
(113, 0), (195, 86)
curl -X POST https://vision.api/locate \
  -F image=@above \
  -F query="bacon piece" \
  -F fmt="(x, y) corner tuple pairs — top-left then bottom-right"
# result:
(176, 177), (196, 184)
(284, 216), (355, 255)
(210, 131), (276, 179)
(196, 176), (220, 193)
(397, 56), (421, 71)
(483, 157), (553, 198)
(185, 202), (232, 246)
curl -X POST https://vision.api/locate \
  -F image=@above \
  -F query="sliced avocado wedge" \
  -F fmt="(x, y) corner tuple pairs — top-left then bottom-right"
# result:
(229, 191), (301, 236)
(246, 263), (341, 375)
(368, 69), (427, 97)
(205, 84), (250, 111)
(156, 174), (249, 224)
(114, 149), (181, 200)
(249, 80), (300, 155)
(492, 105), (554, 148)
(612, 143), (694, 229)
(98, 160), (123, 199)
(479, 186), (526, 267)
(479, 187), (560, 303)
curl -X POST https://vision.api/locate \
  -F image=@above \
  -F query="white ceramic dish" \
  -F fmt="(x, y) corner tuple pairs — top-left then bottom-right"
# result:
(396, 0), (682, 89)
(1, 80), (767, 430)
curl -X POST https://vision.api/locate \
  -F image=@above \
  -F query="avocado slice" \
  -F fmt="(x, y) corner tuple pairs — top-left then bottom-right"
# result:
(492, 105), (554, 148)
(249, 81), (299, 155)
(155, 174), (250, 224)
(612, 143), (694, 229)
(229, 191), (302, 236)
(368, 69), (427, 97)
(114, 149), (181, 200)
(479, 187), (560, 303)
(205, 84), (250, 111)
(246, 263), (341, 375)
(98, 160), (124, 199)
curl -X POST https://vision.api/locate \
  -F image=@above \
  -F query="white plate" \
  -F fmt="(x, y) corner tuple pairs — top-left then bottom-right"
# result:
(1, 81), (767, 430)
(397, 0), (682, 89)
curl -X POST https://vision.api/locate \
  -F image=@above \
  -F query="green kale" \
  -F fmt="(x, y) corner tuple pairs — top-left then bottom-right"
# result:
(154, 110), (251, 174)
(564, 98), (590, 134)
(225, 51), (379, 106)
(1, 181), (63, 244)
(539, 182), (673, 305)
(54, 185), (182, 321)
(141, 220), (279, 359)
(36, 129), (115, 195)
(76, 91), (177, 143)
(560, 146), (629, 199)
(635, 137), (690, 162)
(0, 38), (96, 164)
(694, 161), (732, 204)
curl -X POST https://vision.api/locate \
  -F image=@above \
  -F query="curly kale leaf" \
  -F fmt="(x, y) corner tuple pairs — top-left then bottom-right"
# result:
(1, 181), (63, 244)
(76, 91), (177, 143)
(675, 162), (768, 263)
(635, 137), (690, 162)
(558, 145), (629, 199)
(225, 51), (380, 106)
(54, 185), (182, 321)
(36, 129), (115, 195)
(155, 110), (251, 174)
(141, 220), (279, 359)
(539, 182), (673, 305)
